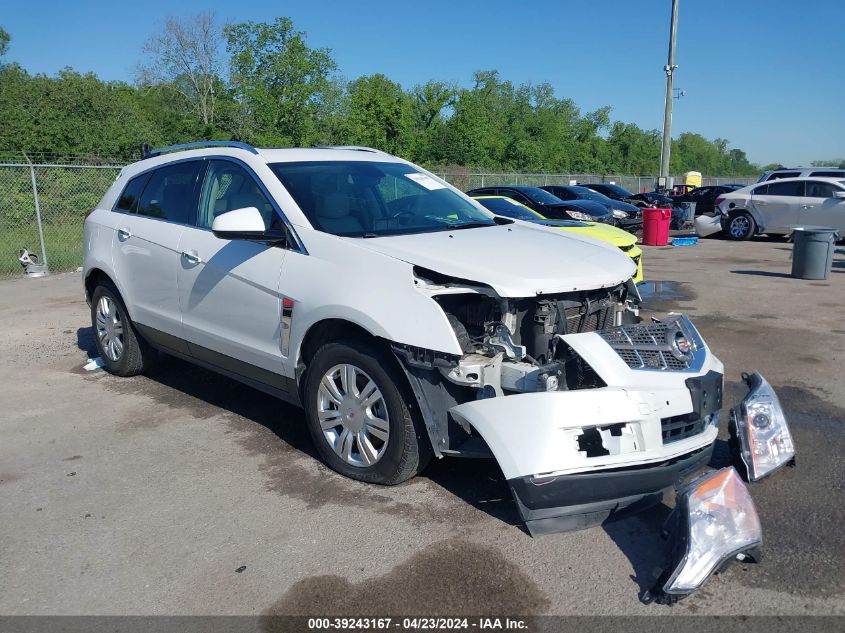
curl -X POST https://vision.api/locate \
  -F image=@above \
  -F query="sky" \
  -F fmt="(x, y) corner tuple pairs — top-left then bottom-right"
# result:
(2, 0), (843, 166)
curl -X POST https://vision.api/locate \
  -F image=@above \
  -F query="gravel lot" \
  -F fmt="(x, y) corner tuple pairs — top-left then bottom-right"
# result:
(1, 237), (843, 616)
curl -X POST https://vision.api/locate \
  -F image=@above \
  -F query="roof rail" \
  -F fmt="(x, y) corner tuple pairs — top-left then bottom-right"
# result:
(141, 141), (259, 159)
(312, 145), (387, 154)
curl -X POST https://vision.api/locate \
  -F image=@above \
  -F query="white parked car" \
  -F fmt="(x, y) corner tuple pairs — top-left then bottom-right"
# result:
(84, 141), (726, 535)
(716, 177), (845, 240)
(758, 166), (845, 182)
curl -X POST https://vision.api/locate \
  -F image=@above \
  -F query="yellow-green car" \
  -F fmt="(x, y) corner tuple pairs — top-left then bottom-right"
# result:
(473, 195), (643, 283)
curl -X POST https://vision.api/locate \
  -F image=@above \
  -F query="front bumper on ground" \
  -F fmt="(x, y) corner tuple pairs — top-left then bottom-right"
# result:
(510, 445), (713, 535)
(448, 316), (724, 535)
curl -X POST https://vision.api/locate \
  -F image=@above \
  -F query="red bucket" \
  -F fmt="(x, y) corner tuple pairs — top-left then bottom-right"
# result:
(642, 208), (672, 246)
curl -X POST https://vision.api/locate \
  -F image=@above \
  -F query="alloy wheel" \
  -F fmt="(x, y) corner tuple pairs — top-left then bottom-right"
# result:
(316, 363), (390, 467)
(730, 215), (750, 239)
(95, 295), (124, 361)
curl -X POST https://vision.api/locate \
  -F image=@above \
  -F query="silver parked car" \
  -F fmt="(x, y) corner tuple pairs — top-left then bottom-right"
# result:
(715, 177), (845, 240)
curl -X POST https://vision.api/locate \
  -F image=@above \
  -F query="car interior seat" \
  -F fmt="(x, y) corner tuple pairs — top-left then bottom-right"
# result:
(316, 193), (365, 234)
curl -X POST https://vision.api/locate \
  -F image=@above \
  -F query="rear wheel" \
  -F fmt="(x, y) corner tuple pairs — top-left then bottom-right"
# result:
(727, 211), (756, 241)
(90, 283), (156, 376)
(303, 339), (431, 485)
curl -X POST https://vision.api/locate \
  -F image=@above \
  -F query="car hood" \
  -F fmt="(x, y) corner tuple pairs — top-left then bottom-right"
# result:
(349, 222), (636, 297)
(604, 199), (641, 214)
(546, 200), (611, 216)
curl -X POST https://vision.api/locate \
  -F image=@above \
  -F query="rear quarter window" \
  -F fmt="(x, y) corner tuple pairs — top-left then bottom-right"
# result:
(113, 173), (150, 213)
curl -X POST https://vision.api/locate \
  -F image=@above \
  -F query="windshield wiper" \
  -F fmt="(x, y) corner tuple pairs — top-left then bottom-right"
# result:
(440, 221), (495, 231)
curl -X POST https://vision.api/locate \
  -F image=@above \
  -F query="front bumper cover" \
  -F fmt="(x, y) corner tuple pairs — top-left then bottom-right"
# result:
(448, 316), (724, 535)
(510, 445), (713, 535)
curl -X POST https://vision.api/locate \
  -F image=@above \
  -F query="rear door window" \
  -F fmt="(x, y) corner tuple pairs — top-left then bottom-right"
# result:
(765, 181), (804, 196)
(809, 171), (845, 178)
(136, 161), (203, 224)
(805, 181), (838, 198)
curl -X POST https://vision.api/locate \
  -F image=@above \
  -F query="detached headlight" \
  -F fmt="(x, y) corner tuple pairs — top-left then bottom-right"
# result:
(730, 371), (795, 481)
(566, 210), (592, 221)
(649, 467), (762, 603)
(612, 209), (628, 219)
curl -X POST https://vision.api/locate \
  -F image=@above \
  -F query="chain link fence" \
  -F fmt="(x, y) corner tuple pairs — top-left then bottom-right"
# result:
(0, 159), (758, 277)
(0, 162), (121, 276)
(430, 171), (757, 192)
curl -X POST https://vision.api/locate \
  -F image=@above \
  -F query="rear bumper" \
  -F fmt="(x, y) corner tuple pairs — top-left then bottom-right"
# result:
(509, 445), (713, 535)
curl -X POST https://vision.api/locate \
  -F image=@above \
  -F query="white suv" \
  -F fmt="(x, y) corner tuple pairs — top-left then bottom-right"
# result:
(716, 177), (845, 240)
(84, 141), (725, 535)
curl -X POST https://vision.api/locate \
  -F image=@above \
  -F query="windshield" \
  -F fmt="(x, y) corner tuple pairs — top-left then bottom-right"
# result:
(603, 184), (634, 198)
(270, 161), (495, 237)
(520, 187), (566, 205)
(475, 197), (539, 221)
(569, 186), (611, 203)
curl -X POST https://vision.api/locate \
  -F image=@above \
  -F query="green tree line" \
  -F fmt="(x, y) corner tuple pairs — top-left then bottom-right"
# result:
(0, 16), (761, 176)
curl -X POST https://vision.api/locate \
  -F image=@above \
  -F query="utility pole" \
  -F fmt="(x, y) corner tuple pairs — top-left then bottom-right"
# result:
(658, 0), (680, 190)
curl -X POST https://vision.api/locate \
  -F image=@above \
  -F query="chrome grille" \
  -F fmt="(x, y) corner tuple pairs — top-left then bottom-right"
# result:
(598, 316), (705, 372)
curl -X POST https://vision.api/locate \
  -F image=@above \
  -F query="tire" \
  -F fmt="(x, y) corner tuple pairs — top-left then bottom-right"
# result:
(726, 211), (756, 241)
(303, 339), (432, 485)
(90, 282), (156, 376)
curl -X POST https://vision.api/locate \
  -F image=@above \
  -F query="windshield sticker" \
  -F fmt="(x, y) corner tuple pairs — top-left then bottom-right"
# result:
(405, 172), (446, 190)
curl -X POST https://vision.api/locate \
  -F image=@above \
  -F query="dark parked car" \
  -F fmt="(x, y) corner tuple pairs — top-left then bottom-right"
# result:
(541, 185), (641, 229)
(579, 183), (671, 209)
(581, 183), (691, 228)
(465, 186), (614, 223)
(629, 190), (674, 207)
(671, 184), (743, 216)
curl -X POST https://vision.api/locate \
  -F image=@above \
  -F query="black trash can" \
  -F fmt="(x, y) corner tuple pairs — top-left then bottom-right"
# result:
(791, 227), (839, 280)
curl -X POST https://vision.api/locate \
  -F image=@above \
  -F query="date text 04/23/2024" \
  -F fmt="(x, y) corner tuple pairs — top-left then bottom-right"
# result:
(306, 617), (528, 630)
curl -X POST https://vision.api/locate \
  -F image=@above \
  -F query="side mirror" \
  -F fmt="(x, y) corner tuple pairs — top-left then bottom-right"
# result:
(211, 207), (286, 244)
(833, 191), (845, 199)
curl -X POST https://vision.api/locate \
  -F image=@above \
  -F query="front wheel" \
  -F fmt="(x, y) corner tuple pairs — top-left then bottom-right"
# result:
(90, 283), (156, 376)
(726, 211), (756, 241)
(303, 340), (431, 485)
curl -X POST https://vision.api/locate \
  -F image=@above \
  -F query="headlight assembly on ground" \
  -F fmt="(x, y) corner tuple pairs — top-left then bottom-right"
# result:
(730, 371), (796, 481)
(645, 467), (762, 604)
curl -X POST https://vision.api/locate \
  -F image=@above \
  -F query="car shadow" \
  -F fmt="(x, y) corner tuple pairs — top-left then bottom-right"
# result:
(603, 502), (673, 601)
(74, 325), (525, 527)
(730, 269), (793, 279)
(75, 326), (319, 458)
(77, 326), (98, 357)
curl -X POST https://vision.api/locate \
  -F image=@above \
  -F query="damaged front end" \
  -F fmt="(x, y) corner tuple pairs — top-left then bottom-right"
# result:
(392, 268), (725, 535)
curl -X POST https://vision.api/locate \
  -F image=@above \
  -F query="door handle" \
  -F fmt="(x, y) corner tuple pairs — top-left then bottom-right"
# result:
(801, 204), (815, 209)
(181, 250), (202, 265)
(117, 228), (131, 240)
